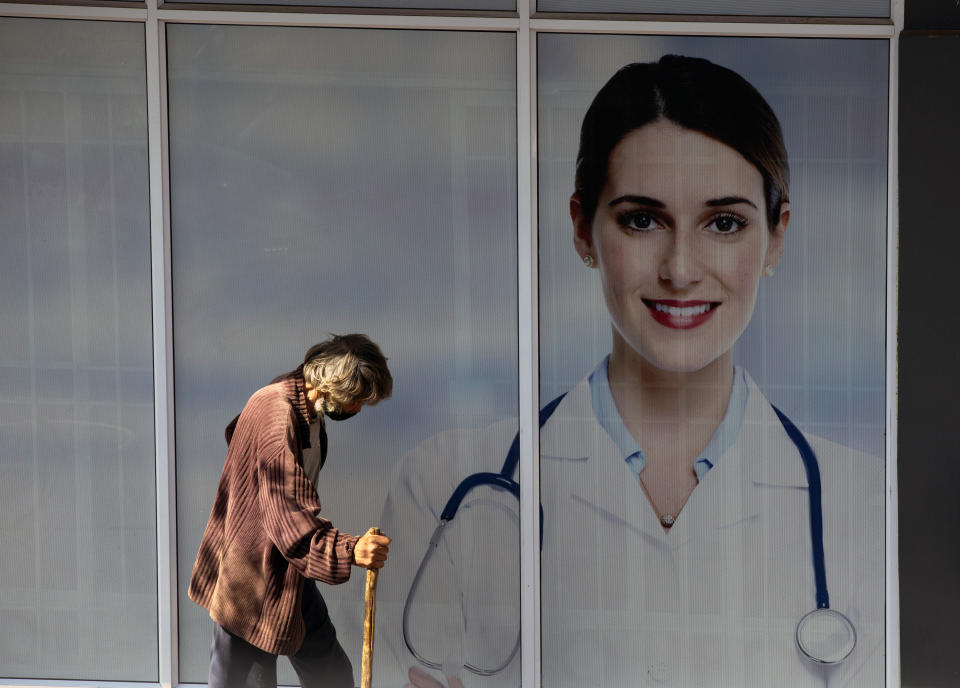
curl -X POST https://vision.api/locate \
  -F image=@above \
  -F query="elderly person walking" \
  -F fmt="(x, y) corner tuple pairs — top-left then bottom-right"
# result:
(189, 334), (394, 688)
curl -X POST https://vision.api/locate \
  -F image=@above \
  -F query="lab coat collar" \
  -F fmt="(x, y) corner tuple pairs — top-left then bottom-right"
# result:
(541, 369), (808, 546)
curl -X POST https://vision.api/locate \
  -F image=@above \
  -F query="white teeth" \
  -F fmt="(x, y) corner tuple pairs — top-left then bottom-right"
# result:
(654, 303), (712, 317)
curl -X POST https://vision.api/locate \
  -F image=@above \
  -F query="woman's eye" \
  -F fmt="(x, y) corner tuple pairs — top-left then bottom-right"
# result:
(706, 214), (747, 235)
(618, 211), (661, 232)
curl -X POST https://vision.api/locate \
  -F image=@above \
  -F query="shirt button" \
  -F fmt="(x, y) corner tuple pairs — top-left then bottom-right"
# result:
(647, 660), (672, 683)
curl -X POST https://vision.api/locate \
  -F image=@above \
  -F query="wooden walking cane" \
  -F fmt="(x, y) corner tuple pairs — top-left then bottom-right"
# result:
(361, 527), (381, 688)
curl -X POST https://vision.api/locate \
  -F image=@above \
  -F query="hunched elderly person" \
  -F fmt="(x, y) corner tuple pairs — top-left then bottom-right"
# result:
(189, 334), (393, 688)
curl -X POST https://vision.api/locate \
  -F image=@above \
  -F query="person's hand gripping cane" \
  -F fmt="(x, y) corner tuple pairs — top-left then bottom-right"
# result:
(355, 527), (390, 688)
(353, 527), (390, 569)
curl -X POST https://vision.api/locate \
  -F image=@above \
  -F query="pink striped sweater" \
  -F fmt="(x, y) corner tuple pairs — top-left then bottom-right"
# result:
(188, 367), (360, 655)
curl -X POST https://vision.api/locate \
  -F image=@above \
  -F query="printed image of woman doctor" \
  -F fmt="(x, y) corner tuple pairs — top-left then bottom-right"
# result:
(377, 55), (884, 688)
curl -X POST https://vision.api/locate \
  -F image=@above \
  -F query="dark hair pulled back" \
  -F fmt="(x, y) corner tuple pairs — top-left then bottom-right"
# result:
(575, 55), (789, 229)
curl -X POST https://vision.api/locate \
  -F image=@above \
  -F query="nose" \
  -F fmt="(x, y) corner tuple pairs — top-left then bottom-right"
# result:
(658, 231), (702, 289)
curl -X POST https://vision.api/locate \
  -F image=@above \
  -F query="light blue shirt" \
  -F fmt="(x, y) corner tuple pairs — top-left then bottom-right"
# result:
(588, 356), (749, 481)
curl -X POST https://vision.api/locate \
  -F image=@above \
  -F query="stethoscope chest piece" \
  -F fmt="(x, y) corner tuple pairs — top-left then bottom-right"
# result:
(795, 608), (857, 665)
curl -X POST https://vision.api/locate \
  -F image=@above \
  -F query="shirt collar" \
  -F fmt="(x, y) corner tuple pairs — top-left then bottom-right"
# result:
(588, 355), (749, 480)
(279, 365), (314, 429)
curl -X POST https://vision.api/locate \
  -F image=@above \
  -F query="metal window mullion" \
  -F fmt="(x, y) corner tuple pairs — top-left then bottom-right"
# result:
(155, 8), (518, 29)
(0, 3), (147, 21)
(146, 0), (177, 685)
(884, 1), (903, 686)
(19, 81), (44, 683)
(0, 682), (160, 688)
(516, 1), (541, 687)
(529, 16), (894, 37)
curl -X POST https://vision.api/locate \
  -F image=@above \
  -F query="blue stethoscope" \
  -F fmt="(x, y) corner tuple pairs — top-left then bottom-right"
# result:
(403, 395), (857, 676)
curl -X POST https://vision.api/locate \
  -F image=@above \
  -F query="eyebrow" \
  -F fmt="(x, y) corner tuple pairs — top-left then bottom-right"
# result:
(608, 194), (758, 210)
(608, 195), (664, 208)
(705, 196), (758, 210)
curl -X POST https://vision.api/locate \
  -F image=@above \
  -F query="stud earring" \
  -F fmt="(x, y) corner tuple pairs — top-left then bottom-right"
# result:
(763, 265), (776, 277)
(583, 255), (595, 268)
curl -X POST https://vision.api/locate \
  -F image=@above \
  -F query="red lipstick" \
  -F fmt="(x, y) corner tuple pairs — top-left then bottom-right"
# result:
(643, 299), (719, 330)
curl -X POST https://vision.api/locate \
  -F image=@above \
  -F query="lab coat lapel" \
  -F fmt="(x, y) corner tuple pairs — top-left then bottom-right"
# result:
(539, 378), (600, 464)
(667, 380), (767, 546)
(743, 372), (809, 489)
(670, 374), (809, 545)
(540, 377), (661, 540)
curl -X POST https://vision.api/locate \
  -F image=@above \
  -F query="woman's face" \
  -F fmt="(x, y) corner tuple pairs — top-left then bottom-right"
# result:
(572, 119), (789, 374)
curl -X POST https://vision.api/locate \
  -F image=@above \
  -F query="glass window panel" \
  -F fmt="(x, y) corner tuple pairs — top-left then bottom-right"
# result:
(0, 17), (156, 681)
(537, 0), (888, 17)
(537, 34), (887, 687)
(168, 25), (517, 685)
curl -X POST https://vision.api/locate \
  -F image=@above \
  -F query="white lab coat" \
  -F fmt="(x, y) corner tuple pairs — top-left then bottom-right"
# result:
(375, 370), (885, 688)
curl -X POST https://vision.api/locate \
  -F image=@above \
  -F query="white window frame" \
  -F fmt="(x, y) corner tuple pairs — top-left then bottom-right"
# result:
(0, 1), (902, 686)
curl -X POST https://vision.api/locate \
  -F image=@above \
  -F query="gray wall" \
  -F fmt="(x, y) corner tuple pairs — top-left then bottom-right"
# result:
(898, 7), (960, 684)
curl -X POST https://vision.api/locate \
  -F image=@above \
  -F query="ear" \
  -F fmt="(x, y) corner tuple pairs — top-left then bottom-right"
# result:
(570, 193), (595, 262)
(764, 202), (789, 272)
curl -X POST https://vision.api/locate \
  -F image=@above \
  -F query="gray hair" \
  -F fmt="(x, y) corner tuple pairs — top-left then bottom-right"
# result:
(302, 334), (393, 413)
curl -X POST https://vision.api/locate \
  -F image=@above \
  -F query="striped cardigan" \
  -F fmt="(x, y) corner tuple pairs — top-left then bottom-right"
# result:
(188, 367), (360, 655)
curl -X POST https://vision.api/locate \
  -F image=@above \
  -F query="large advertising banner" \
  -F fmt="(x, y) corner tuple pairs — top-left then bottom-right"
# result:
(378, 35), (888, 688)
(535, 35), (887, 688)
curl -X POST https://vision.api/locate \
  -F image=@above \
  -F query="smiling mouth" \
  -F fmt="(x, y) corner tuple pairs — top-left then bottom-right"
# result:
(642, 299), (720, 329)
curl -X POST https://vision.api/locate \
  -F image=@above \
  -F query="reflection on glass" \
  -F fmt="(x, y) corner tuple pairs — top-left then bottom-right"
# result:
(0, 17), (156, 681)
(537, 35), (887, 687)
(167, 25), (517, 684)
(537, 0), (888, 17)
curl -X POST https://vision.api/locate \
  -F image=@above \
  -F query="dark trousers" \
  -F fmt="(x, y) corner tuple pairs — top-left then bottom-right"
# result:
(208, 582), (354, 688)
